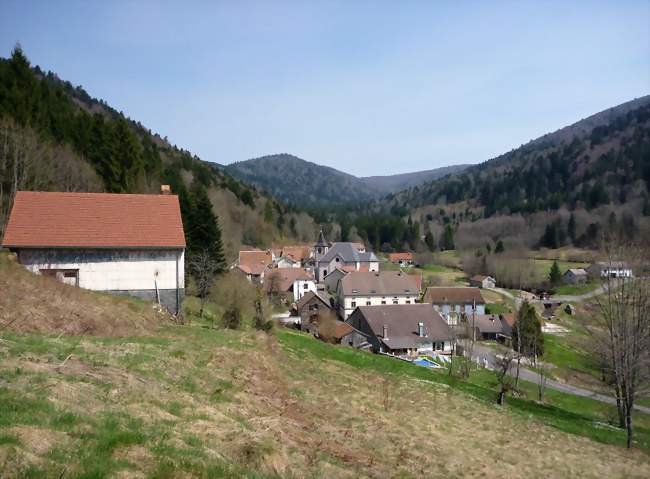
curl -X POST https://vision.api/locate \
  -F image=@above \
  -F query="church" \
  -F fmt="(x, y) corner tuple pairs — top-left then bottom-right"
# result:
(312, 228), (379, 282)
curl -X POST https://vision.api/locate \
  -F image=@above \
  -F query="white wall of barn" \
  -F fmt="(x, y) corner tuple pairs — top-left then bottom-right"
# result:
(17, 249), (184, 291)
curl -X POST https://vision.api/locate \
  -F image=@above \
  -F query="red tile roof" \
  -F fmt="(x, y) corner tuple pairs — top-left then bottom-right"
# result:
(238, 250), (273, 275)
(264, 268), (314, 292)
(388, 252), (413, 262)
(2, 191), (185, 249)
(281, 245), (312, 262)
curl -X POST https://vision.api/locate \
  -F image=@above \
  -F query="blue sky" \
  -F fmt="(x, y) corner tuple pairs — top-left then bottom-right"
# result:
(1, 1), (648, 176)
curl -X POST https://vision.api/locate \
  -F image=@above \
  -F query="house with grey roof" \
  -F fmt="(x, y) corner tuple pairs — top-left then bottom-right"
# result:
(323, 267), (347, 293)
(563, 268), (588, 284)
(347, 304), (454, 357)
(313, 229), (378, 282)
(337, 271), (420, 319)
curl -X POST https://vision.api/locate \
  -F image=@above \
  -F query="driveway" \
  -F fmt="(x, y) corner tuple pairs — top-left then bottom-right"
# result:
(471, 343), (650, 415)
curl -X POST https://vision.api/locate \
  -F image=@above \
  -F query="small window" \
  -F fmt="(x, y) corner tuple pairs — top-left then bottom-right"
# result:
(405, 300), (411, 304)
(366, 301), (371, 306)
(303, 283), (309, 290)
(335, 257), (340, 262)
(381, 301), (386, 305)
(351, 301), (356, 308)
(392, 300), (398, 305)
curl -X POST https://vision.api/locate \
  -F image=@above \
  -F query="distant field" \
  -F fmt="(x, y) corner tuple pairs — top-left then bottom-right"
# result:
(528, 247), (597, 263)
(553, 281), (601, 296)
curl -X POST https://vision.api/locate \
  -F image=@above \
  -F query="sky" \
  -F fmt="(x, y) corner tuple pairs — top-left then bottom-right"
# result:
(1, 1), (648, 176)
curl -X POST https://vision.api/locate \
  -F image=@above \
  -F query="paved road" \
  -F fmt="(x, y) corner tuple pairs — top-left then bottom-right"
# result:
(487, 282), (617, 306)
(471, 343), (650, 415)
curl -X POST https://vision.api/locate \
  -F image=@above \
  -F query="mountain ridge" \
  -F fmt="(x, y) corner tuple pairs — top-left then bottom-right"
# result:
(225, 154), (470, 206)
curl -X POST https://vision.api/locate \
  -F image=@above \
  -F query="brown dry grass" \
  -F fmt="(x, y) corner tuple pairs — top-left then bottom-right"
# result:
(0, 252), (165, 336)
(1, 325), (649, 478)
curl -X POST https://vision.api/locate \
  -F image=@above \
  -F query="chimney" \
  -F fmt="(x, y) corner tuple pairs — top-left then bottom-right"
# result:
(418, 322), (424, 337)
(160, 184), (171, 195)
(383, 324), (388, 339)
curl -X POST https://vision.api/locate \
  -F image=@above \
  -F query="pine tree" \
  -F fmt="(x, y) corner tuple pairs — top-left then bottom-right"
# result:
(549, 260), (562, 286)
(568, 213), (577, 244)
(512, 301), (544, 357)
(111, 117), (143, 192)
(440, 224), (455, 251)
(495, 240), (505, 254)
(187, 184), (225, 272)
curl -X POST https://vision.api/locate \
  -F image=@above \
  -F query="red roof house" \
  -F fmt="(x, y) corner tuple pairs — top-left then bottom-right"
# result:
(2, 191), (186, 313)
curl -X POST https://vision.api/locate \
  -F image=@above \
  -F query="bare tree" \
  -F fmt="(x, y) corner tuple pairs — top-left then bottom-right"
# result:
(0, 119), (101, 237)
(264, 269), (283, 304)
(590, 240), (650, 448)
(532, 323), (547, 402)
(494, 347), (516, 405)
(189, 249), (221, 318)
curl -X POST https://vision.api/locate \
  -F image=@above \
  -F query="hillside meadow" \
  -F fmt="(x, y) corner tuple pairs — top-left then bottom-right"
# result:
(2, 252), (650, 477)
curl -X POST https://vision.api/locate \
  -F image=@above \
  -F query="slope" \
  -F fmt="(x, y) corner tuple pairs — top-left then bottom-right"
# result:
(2, 260), (650, 477)
(360, 164), (469, 193)
(0, 48), (316, 259)
(389, 96), (650, 215)
(226, 154), (470, 206)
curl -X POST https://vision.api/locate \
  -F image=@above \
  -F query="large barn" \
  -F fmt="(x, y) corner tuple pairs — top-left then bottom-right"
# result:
(2, 190), (186, 314)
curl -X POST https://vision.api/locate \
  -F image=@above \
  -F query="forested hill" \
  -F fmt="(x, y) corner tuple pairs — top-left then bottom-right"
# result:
(0, 47), (317, 259)
(225, 154), (469, 206)
(226, 154), (378, 206)
(385, 96), (650, 217)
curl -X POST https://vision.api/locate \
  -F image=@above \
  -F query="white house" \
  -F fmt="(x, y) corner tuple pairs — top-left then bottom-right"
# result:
(588, 261), (633, 279)
(2, 190), (186, 314)
(264, 267), (316, 302)
(275, 256), (301, 269)
(337, 271), (421, 319)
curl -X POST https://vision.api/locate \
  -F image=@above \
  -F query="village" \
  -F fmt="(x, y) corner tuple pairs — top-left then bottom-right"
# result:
(233, 226), (634, 369)
(2, 189), (635, 373)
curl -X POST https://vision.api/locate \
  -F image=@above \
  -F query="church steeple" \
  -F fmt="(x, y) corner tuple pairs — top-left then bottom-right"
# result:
(314, 226), (329, 261)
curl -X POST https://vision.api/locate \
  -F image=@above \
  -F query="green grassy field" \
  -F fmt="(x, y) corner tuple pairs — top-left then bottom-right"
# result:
(2, 251), (649, 477)
(553, 281), (601, 296)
